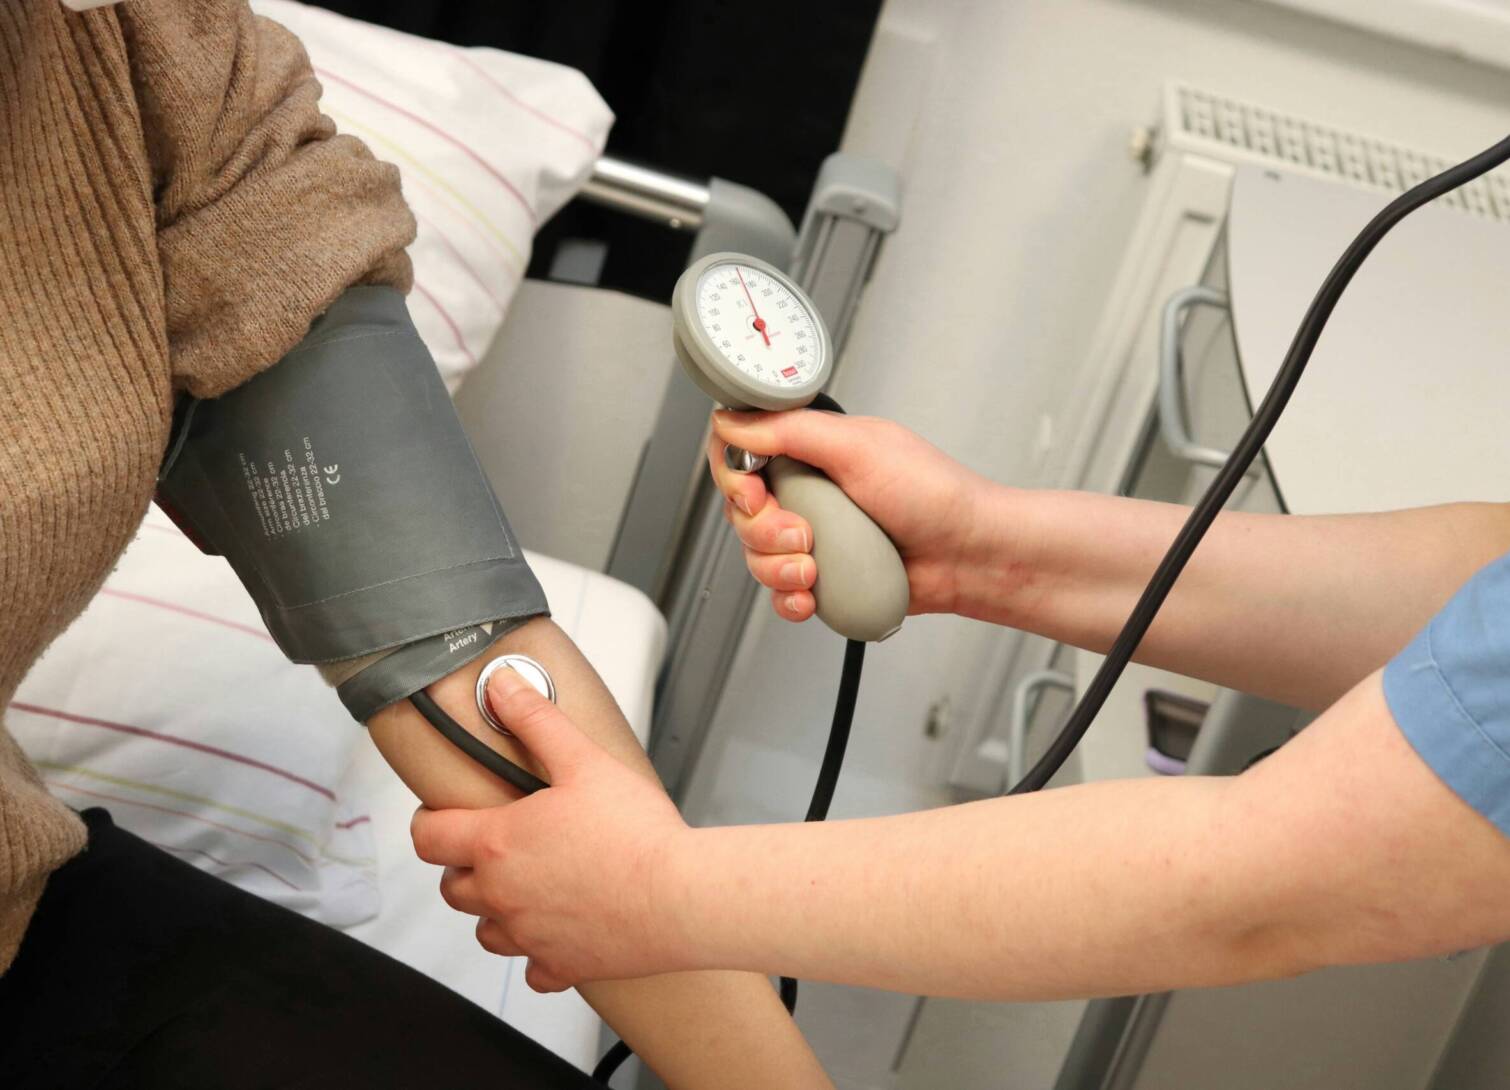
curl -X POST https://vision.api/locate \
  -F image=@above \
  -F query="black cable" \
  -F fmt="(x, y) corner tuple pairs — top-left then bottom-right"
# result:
(1009, 132), (1510, 796)
(591, 1040), (633, 1084)
(595, 639), (868, 1081)
(780, 638), (867, 1014)
(779, 974), (800, 1014)
(803, 640), (867, 823)
(409, 688), (548, 796)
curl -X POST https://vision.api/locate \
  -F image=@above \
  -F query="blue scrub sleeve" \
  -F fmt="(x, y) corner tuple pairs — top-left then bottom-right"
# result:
(1384, 550), (1510, 837)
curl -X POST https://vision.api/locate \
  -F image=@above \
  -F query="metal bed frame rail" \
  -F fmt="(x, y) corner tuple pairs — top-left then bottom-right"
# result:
(578, 153), (902, 800)
(581, 157), (710, 231)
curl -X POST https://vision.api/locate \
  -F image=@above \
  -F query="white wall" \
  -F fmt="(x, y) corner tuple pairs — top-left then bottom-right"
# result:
(1256, 0), (1510, 70)
(684, 0), (1510, 827)
(678, 2), (1510, 1087)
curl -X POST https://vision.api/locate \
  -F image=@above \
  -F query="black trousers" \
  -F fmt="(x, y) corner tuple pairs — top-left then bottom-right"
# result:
(0, 809), (598, 1089)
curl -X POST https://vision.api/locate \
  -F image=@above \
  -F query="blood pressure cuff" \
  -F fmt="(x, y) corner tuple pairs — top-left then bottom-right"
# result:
(156, 286), (548, 722)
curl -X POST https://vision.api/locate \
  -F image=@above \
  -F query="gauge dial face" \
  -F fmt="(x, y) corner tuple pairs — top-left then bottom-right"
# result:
(693, 262), (824, 390)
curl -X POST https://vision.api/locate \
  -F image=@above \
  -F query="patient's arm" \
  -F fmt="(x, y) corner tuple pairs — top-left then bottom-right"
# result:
(367, 616), (831, 1090)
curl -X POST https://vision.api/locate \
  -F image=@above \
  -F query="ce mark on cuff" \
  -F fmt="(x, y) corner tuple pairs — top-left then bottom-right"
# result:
(299, 436), (342, 486)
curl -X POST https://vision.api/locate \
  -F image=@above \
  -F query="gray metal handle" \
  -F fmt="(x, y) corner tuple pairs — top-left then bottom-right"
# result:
(580, 157), (710, 231)
(1006, 668), (1076, 790)
(1158, 285), (1234, 470)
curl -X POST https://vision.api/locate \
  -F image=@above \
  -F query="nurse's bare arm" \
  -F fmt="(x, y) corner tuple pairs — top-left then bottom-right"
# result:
(710, 411), (1510, 711)
(365, 617), (830, 1090)
(984, 493), (1510, 710)
(448, 668), (1507, 999)
(653, 671), (1510, 999)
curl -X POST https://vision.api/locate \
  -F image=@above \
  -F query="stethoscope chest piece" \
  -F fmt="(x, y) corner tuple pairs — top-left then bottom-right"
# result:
(475, 653), (557, 736)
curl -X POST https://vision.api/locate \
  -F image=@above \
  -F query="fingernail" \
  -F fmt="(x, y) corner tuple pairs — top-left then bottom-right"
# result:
(780, 561), (811, 588)
(784, 594), (803, 615)
(775, 527), (807, 552)
(734, 494), (752, 517)
(488, 667), (524, 700)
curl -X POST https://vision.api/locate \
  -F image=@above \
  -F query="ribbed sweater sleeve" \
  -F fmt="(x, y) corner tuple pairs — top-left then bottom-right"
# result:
(0, 0), (420, 972)
(0, 0), (161, 969)
(119, 0), (417, 398)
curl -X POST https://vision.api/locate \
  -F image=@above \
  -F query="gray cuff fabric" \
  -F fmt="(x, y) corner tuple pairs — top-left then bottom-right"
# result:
(324, 613), (542, 722)
(156, 285), (550, 718)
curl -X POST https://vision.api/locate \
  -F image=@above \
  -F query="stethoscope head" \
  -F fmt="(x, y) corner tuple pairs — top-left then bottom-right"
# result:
(474, 653), (557, 736)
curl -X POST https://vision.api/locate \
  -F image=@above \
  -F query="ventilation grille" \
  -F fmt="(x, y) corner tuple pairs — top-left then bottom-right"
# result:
(1167, 83), (1510, 224)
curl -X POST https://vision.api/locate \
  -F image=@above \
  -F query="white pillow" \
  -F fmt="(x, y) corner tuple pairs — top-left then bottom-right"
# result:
(251, 0), (613, 388)
(13, 512), (379, 927)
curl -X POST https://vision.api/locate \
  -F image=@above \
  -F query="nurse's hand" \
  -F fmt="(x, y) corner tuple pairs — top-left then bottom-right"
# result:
(708, 410), (1002, 623)
(411, 668), (692, 992)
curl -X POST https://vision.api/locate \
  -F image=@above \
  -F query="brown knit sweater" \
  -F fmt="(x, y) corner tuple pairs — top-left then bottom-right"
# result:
(0, 0), (414, 970)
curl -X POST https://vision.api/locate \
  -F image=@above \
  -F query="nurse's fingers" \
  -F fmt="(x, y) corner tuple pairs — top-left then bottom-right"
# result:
(772, 587), (816, 623)
(438, 865), (486, 916)
(525, 960), (571, 994)
(411, 806), (486, 868)
(723, 497), (812, 557)
(476, 917), (525, 958)
(744, 548), (815, 593)
(706, 429), (768, 518)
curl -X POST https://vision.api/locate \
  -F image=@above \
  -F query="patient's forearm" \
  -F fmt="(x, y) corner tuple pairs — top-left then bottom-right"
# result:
(366, 617), (657, 800)
(367, 617), (830, 1089)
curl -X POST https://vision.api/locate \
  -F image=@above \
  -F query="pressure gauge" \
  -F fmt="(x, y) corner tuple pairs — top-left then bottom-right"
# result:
(672, 253), (833, 412)
(669, 252), (910, 644)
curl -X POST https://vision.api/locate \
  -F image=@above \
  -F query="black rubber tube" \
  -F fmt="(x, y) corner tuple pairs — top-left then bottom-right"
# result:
(803, 640), (867, 823)
(591, 1040), (633, 1084)
(780, 638), (867, 1015)
(410, 688), (548, 796)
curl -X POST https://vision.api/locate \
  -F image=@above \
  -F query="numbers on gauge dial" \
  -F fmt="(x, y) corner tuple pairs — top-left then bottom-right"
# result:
(695, 263), (821, 386)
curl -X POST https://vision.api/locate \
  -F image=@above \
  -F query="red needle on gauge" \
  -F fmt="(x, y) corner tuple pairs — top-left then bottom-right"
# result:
(736, 267), (771, 346)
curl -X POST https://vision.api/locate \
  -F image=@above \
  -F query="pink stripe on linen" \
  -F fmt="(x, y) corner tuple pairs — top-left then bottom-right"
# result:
(100, 588), (274, 643)
(451, 51), (599, 152)
(14, 703), (337, 802)
(414, 210), (509, 315)
(398, 163), (523, 275)
(315, 67), (534, 224)
(411, 280), (476, 369)
(139, 521), (188, 539)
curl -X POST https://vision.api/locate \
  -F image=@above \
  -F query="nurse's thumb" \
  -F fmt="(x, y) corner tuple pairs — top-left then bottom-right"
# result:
(713, 407), (868, 480)
(485, 668), (595, 781)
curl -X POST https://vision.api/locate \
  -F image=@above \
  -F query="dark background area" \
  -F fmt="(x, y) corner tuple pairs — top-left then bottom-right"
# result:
(314, 0), (884, 297)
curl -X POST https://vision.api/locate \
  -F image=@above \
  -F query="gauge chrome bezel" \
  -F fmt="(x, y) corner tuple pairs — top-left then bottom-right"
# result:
(671, 251), (832, 411)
